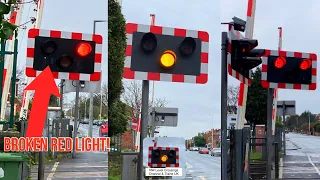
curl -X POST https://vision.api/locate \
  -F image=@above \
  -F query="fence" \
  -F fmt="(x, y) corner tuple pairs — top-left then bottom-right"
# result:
(0, 118), (72, 180)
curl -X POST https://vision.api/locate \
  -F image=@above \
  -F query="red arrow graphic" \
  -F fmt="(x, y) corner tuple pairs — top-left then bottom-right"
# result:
(25, 67), (61, 137)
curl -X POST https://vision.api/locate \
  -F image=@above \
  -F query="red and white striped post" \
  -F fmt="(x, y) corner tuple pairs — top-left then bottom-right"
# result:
(236, 0), (257, 129)
(272, 27), (282, 135)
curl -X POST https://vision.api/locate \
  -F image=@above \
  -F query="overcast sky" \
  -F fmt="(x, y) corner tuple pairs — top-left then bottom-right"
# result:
(16, 0), (107, 104)
(121, 0), (320, 139)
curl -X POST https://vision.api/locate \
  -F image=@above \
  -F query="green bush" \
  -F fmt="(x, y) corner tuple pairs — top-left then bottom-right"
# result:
(316, 124), (320, 132)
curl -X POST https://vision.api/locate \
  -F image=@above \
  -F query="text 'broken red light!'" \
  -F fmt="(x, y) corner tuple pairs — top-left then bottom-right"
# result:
(274, 57), (286, 69)
(300, 59), (312, 70)
(76, 42), (92, 56)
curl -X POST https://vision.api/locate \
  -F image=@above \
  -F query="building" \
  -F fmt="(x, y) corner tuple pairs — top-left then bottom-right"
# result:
(203, 129), (221, 148)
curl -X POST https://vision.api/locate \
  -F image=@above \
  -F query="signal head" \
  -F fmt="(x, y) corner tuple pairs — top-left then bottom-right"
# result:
(300, 59), (312, 70)
(57, 55), (74, 69)
(76, 42), (92, 57)
(140, 32), (157, 53)
(179, 37), (196, 56)
(160, 155), (168, 163)
(154, 149), (160, 157)
(168, 150), (175, 157)
(160, 50), (176, 68)
(41, 40), (57, 55)
(274, 57), (286, 69)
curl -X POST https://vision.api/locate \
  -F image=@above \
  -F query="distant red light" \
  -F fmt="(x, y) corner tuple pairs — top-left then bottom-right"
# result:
(76, 42), (92, 56)
(300, 59), (312, 70)
(274, 57), (286, 69)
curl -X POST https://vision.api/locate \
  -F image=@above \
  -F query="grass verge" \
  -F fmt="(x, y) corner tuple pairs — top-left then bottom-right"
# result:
(109, 152), (122, 180)
(250, 151), (263, 160)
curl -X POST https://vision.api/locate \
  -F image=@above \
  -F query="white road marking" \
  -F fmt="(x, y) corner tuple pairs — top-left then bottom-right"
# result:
(290, 139), (320, 176)
(306, 154), (320, 175)
(279, 158), (283, 178)
(47, 162), (59, 180)
(199, 176), (206, 180)
(186, 162), (193, 169)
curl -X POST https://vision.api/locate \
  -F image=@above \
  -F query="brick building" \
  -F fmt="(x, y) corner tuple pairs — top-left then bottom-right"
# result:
(203, 129), (221, 148)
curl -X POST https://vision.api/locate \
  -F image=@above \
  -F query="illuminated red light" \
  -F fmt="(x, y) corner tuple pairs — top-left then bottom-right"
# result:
(76, 42), (92, 56)
(300, 59), (312, 70)
(274, 57), (286, 69)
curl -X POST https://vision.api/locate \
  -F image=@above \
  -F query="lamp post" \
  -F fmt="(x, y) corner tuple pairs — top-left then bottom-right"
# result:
(88, 20), (107, 137)
(209, 114), (214, 148)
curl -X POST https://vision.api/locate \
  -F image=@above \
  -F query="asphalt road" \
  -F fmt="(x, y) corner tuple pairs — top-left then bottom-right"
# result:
(30, 122), (107, 180)
(282, 133), (320, 179)
(184, 151), (221, 180)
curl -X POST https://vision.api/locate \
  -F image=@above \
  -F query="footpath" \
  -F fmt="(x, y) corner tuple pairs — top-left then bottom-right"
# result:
(30, 125), (108, 180)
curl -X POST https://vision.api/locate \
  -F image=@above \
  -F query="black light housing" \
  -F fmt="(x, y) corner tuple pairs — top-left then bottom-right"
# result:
(140, 32), (157, 53)
(179, 37), (196, 56)
(168, 150), (175, 157)
(57, 55), (73, 69)
(41, 40), (57, 54)
(154, 149), (160, 157)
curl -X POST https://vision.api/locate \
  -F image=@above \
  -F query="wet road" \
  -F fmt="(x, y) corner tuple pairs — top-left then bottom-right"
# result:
(184, 151), (220, 180)
(282, 133), (320, 179)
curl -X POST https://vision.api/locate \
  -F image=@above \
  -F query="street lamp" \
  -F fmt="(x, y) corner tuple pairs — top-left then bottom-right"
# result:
(208, 113), (214, 148)
(88, 20), (107, 138)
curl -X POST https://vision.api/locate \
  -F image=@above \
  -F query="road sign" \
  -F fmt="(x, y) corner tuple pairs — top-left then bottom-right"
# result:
(132, 118), (137, 131)
(123, 23), (209, 84)
(276, 100), (296, 116)
(26, 28), (103, 81)
(149, 107), (178, 127)
(261, 50), (317, 90)
(63, 80), (101, 93)
(228, 26), (252, 85)
(147, 146), (179, 167)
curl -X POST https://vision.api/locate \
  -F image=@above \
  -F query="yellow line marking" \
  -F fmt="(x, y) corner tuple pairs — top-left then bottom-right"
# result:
(47, 162), (59, 180)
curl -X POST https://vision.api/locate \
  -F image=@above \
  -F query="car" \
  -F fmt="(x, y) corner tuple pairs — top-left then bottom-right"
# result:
(199, 148), (209, 154)
(99, 122), (108, 137)
(93, 120), (99, 125)
(210, 148), (221, 156)
(82, 119), (89, 124)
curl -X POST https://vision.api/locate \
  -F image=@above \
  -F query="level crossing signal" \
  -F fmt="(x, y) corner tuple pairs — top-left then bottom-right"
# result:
(123, 23), (209, 84)
(260, 50), (317, 90)
(26, 29), (103, 81)
(227, 25), (265, 85)
(148, 146), (179, 167)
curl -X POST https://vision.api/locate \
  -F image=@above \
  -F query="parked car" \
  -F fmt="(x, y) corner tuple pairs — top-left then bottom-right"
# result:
(93, 120), (99, 125)
(82, 119), (89, 124)
(210, 148), (221, 156)
(99, 121), (108, 137)
(190, 147), (199, 151)
(199, 148), (209, 154)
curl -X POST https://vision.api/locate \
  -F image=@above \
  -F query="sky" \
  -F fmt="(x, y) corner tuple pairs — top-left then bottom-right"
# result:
(16, 0), (107, 104)
(121, 0), (320, 139)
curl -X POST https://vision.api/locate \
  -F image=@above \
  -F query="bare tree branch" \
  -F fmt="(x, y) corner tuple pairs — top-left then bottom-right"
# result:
(227, 85), (239, 113)
(122, 81), (169, 133)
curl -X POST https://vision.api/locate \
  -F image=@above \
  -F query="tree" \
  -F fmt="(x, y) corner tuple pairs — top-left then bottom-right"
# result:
(227, 85), (239, 113)
(108, 100), (129, 136)
(275, 116), (283, 128)
(245, 67), (268, 126)
(194, 135), (206, 147)
(122, 81), (169, 136)
(108, 0), (126, 106)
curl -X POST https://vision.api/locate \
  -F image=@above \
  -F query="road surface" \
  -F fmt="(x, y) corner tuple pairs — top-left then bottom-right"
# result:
(184, 151), (220, 180)
(30, 122), (107, 179)
(282, 133), (320, 179)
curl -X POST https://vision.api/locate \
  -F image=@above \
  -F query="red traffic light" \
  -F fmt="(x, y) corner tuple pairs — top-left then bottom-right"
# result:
(76, 42), (92, 56)
(274, 57), (286, 69)
(300, 59), (312, 70)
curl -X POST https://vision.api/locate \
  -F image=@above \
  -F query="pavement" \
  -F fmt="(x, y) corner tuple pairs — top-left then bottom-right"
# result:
(30, 122), (107, 180)
(281, 133), (320, 179)
(183, 151), (220, 180)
